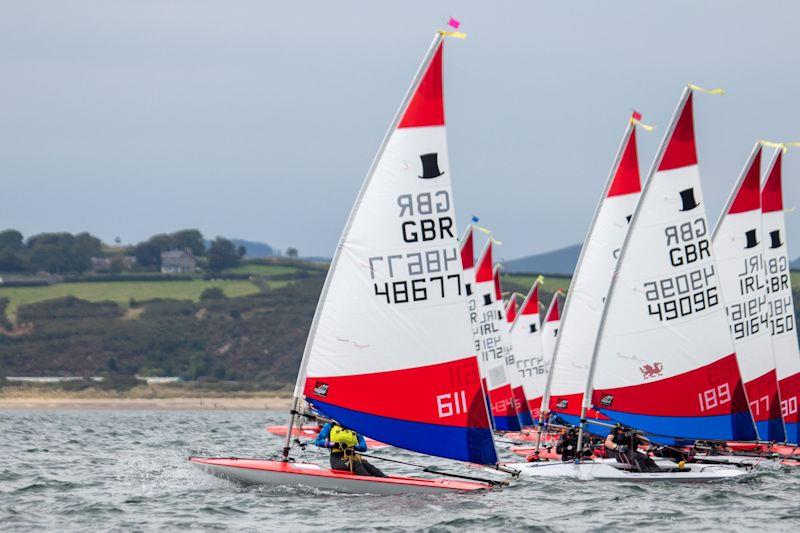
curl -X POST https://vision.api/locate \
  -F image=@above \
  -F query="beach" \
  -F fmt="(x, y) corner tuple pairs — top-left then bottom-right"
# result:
(0, 396), (293, 410)
(0, 385), (293, 410)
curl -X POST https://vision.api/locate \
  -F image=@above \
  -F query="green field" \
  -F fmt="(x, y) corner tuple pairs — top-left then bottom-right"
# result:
(223, 264), (301, 276)
(0, 279), (266, 319)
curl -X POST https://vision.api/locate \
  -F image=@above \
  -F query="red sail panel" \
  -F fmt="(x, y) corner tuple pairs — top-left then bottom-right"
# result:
(398, 42), (444, 129)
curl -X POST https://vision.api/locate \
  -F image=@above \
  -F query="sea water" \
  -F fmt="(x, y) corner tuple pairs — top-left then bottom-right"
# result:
(1, 409), (799, 532)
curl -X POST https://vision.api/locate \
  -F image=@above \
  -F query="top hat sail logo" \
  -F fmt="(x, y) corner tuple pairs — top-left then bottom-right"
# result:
(678, 188), (700, 212)
(744, 229), (759, 250)
(769, 230), (784, 249)
(419, 153), (445, 179)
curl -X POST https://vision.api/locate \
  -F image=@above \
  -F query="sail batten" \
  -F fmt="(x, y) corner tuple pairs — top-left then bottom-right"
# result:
(298, 34), (497, 464)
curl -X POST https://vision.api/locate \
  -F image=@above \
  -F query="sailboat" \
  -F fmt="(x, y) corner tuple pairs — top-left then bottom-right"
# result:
(544, 115), (643, 428)
(761, 148), (800, 446)
(540, 292), (562, 377)
(509, 278), (546, 422)
(472, 240), (521, 431)
(506, 88), (751, 481)
(504, 291), (534, 427)
(190, 30), (506, 494)
(495, 267), (533, 427)
(711, 144), (785, 442)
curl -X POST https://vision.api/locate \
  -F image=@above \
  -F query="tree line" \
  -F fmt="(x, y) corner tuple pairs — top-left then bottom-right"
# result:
(0, 228), (247, 274)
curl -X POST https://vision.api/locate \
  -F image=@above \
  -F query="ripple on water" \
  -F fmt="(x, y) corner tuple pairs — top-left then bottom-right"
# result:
(2, 410), (800, 532)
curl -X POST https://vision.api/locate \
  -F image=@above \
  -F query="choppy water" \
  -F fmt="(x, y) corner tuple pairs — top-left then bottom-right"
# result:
(1, 410), (799, 532)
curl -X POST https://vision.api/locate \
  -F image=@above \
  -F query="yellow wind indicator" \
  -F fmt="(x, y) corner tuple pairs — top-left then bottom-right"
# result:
(687, 83), (726, 95)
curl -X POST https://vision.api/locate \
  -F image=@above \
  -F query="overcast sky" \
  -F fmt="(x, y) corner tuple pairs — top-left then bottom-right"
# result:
(1, 1), (798, 260)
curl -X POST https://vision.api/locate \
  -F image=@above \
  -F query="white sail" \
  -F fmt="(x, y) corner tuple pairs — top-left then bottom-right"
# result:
(546, 119), (642, 426)
(761, 148), (800, 444)
(510, 279), (545, 421)
(297, 34), (497, 464)
(471, 241), (521, 430)
(712, 144), (785, 441)
(586, 88), (756, 442)
(541, 292), (562, 376)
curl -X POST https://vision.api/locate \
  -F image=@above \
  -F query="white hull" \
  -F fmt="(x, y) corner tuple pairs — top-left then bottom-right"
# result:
(693, 454), (783, 471)
(504, 460), (748, 482)
(189, 457), (489, 495)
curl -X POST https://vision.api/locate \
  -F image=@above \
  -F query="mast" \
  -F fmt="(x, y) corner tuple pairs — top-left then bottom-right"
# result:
(282, 32), (445, 458)
(535, 118), (636, 448)
(576, 87), (691, 451)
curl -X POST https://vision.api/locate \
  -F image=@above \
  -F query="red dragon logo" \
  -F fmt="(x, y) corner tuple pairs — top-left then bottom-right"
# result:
(639, 362), (663, 380)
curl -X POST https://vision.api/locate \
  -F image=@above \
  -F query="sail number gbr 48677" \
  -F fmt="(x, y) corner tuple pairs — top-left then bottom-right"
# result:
(369, 190), (462, 304)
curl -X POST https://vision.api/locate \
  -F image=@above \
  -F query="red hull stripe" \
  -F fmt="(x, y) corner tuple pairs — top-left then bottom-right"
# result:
(762, 150), (783, 213)
(658, 92), (698, 171)
(304, 357), (490, 428)
(591, 353), (750, 418)
(398, 42), (444, 129)
(728, 148), (762, 214)
(607, 126), (642, 197)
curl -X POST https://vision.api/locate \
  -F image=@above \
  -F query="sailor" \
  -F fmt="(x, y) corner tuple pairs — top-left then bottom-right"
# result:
(314, 422), (386, 477)
(555, 427), (593, 461)
(604, 424), (659, 472)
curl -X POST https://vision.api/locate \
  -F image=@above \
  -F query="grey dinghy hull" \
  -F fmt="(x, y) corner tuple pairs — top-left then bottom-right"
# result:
(503, 460), (748, 482)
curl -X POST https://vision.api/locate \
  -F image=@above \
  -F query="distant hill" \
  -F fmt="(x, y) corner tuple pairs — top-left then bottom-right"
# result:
(503, 244), (582, 275)
(205, 239), (274, 258)
(792, 256), (800, 270)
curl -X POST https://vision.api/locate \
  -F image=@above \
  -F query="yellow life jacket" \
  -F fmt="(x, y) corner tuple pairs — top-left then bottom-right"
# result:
(329, 425), (358, 448)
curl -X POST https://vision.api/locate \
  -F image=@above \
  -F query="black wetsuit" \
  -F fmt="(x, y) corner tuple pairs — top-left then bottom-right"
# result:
(609, 428), (659, 472)
(556, 431), (580, 461)
(329, 449), (387, 477)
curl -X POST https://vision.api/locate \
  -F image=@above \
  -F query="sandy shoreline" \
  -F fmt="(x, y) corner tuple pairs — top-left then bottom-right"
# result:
(0, 396), (293, 410)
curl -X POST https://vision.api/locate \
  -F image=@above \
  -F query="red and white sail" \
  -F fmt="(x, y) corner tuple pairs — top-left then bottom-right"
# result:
(505, 294), (519, 326)
(762, 149), (800, 445)
(298, 34), (497, 464)
(588, 88), (756, 442)
(510, 279), (545, 423)
(546, 119), (642, 426)
(541, 292), (562, 369)
(471, 242), (521, 431)
(712, 144), (785, 441)
(495, 269), (531, 427)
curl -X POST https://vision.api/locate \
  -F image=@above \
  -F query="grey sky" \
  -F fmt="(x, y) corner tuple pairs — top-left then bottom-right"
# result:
(1, 1), (798, 260)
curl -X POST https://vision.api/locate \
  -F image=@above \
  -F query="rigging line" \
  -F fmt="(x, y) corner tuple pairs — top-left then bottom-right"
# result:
(354, 452), (508, 486)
